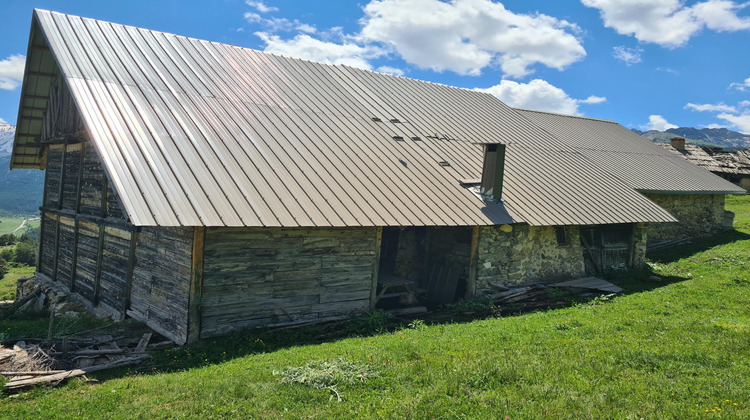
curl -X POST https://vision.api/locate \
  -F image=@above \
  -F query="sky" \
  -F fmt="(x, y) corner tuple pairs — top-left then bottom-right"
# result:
(0, 0), (749, 133)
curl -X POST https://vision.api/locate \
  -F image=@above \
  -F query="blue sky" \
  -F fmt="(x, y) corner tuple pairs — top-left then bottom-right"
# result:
(1, 0), (749, 133)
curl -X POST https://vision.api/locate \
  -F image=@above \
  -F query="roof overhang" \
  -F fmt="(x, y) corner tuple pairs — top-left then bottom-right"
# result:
(10, 12), (57, 170)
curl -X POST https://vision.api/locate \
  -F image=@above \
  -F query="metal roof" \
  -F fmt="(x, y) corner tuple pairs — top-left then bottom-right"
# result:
(12, 10), (677, 227)
(517, 109), (746, 194)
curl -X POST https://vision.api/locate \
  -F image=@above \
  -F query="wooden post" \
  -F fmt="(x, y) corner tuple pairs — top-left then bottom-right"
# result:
(369, 227), (383, 311)
(93, 225), (105, 305)
(51, 214), (61, 282)
(69, 219), (79, 292)
(57, 142), (67, 210)
(123, 230), (138, 316)
(466, 226), (480, 298)
(75, 142), (85, 213)
(187, 227), (206, 344)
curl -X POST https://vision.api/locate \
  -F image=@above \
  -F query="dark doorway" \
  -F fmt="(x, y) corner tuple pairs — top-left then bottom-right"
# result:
(375, 226), (473, 309)
(580, 224), (634, 275)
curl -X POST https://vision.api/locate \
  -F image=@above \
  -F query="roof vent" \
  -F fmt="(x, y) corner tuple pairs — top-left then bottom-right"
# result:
(390, 118), (401, 123)
(411, 137), (422, 141)
(438, 160), (451, 167)
(392, 136), (405, 141)
(372, 117), (382, 122)
(670, 136), (686, 151)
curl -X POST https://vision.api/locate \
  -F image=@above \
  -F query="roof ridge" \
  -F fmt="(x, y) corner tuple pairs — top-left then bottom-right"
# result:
(514, 107), (618, 124)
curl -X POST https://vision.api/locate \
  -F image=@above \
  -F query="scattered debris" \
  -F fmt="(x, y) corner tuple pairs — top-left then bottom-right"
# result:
(1, 333), (154, 391)
(552, 277), (623, 293)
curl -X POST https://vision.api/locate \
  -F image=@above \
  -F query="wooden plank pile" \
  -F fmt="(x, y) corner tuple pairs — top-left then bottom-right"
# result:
(1, 333), (158, 391)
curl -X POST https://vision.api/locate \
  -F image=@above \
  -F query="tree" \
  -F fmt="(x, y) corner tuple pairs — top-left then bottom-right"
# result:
(0, 258), (7, 279)
(14, 242), (36, 266)
(0, 247), (13, 262)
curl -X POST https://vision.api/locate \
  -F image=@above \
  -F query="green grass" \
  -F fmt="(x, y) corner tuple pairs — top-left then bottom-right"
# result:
(0, 214), (38, 236)
(0, 264), (34, 301)
(1, 196), (749, 419)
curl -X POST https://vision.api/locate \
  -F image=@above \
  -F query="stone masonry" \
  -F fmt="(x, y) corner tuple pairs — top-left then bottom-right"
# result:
(644, 194), (726, 244)
(475, 225), (586, 292)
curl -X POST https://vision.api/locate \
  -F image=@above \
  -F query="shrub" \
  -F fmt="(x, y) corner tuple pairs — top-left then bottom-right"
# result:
(0, 258), (7, 279)
(0, 248), (13, 262)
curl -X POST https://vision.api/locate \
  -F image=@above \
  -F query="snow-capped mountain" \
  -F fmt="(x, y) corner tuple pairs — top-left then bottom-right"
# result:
(0, 123), (15, 155)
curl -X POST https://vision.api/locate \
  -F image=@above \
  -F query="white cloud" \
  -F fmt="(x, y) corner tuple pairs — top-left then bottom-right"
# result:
(376, 66), (405, 76)
(612, 46), (643, 64)
(641, 114), (678, 131)
(582, 0), (750, 47)
(476, 79), (605, 115)
(256, 32), (381, 70)
(0, 54), (25, 90)
(359, 0), (586, 78)
(580, 95), (607, 104)
(729, 77), (750, 91)
(656, 67), (680, 75)
(296, 23), (317, 34)
(245, 0), (278, 13)
(685, 102), (738, 113)
(740, 100), (750, 107)
(717, 112), (750, 133)
(0, 117), (7, 124)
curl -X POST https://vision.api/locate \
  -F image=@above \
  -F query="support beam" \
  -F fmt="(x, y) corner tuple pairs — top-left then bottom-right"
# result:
(39, 207), (137, 231)
(70, 220), (80, 292)
(369, 227), (383, 311)
(57, 142), (67, 210)
(187, 227), (206, 344)
(123, 230), (138, 318)
(93, 226), (105, 305)
(466, 226), (480, 298)
(51, 215), (61, 282)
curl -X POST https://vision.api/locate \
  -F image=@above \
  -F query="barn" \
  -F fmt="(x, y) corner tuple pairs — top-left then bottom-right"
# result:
(12, 10), (733, 344)
(517, 109), (746, 245)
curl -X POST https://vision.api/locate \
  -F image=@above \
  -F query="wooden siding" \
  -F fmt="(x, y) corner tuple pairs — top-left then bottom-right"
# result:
(73, 220), (99, 302)
(128, 227), (193, 344)
(79, 141), (107, 216)
(200, 227), (378, 338)
(39, 213), (57, 277)
(97, 226), (131, 315)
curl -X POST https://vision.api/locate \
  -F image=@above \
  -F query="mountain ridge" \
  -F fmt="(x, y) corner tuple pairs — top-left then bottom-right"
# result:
(632, 126), (750, 149)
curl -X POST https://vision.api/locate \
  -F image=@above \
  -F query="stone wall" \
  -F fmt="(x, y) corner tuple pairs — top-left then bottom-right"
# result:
(644, 194), (726, 244)
(632, 223), (648, 267)
(475, 225), (586, 291)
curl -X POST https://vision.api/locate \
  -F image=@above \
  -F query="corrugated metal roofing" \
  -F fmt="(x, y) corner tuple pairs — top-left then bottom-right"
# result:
(12, 9), (677, 227)
(517, 108), (746, 194)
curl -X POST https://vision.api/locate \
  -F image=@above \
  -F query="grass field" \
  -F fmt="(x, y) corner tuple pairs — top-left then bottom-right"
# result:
(0, 214), (39, 236)
(0, 196), (748, 419)
(0, 263), (34, 301)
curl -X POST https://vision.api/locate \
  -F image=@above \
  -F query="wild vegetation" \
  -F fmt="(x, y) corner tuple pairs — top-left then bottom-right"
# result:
(0, 195), (748, 419)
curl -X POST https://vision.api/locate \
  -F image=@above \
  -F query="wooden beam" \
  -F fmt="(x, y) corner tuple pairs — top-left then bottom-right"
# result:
(57, 143), (67, 210)
(51, 215), (61, 282)
(27, 71), (57, 77)
(101, 172), (108, 217)
(21, 116), (44, 121)
(39, 207), (138, 231)
(187, 227), (206, 344)
(23, 95), (50, 101)
(75, 142), (85, 213)
(69, 220), (80, 292)
(21, 106), (47, 111)
(123, 230), (138, 317)
(93, 225), (105, 305)
(466, 226), (480, 298)
(369, 227), (383, 311)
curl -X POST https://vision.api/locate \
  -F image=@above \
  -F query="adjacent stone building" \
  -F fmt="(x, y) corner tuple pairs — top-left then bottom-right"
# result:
(517, 109), (746, 246)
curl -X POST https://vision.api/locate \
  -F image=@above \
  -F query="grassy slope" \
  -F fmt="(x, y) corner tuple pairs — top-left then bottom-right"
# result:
(1, 196), (749, 419)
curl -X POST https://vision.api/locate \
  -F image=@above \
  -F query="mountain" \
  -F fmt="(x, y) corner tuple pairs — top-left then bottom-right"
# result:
(0, 123), (15, 155)
(632, 126), (750, 149)
(0, 125), (45, 215)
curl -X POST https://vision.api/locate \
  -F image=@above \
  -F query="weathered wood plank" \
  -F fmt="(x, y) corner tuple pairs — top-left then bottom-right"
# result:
(187, 227), (205, 344)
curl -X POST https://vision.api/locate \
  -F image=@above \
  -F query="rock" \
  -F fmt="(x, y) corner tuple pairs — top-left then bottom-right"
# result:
(649, 275), (662, 281)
